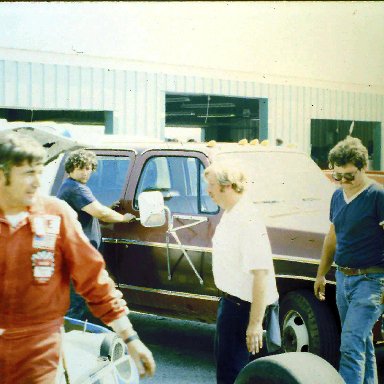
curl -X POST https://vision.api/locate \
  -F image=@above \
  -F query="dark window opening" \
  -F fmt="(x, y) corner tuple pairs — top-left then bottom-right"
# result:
(0, 108), (113, 134)
(166, 94), (261, 143)
(310, 119), (381, 170)
(0, 108), (105, 124)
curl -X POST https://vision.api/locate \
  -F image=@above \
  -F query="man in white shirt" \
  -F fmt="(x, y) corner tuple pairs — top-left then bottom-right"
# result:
(205, 161), (280, 384)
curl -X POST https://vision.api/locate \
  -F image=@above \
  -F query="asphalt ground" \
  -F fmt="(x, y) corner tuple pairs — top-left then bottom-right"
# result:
(130, 312), (216, 383)
(130, 312), (384, 384)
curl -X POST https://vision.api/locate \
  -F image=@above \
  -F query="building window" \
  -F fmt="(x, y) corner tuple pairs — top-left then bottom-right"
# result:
(310, 119), (381, 170)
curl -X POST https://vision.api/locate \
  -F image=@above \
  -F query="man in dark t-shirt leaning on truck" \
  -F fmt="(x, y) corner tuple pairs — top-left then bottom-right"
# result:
(57, 149), (136, 319)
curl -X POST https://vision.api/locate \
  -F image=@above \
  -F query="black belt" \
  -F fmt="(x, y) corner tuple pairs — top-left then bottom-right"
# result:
(221, 291), (249, 306)
(338, 266), (384, 276)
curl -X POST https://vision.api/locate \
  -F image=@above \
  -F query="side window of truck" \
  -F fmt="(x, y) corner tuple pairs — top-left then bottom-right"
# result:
(198, 162), (219, 213)
(134, 156), (218, 214)
(87, 156), (131, 207)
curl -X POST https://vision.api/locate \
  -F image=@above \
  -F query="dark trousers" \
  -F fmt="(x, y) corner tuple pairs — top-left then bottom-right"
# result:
(65, 240), (102, 321)
(215, 297), (251, 384)
(65, 281), (89, 320)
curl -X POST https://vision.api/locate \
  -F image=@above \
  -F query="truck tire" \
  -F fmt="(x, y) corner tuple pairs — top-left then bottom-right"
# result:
(234, 352), (344, 384)
(279, 290), (340, 368)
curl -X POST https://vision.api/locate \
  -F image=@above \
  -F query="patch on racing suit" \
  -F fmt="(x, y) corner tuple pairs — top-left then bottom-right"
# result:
(32, 233), (58, 250)
(31, 251), (55, 284)
(31, 215), (60, 250)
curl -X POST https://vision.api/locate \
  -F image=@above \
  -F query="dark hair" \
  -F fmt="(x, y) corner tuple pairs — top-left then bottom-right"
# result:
(0, 134), (46, 184)
(65, 149), (98, 174)
(328, 136), (368, 170)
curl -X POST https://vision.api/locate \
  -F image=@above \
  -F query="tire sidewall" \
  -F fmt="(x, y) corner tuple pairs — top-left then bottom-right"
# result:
(279, 289), (340, 366)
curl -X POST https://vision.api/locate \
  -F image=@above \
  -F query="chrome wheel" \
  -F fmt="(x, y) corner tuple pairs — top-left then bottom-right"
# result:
(282, 310), (309, 352)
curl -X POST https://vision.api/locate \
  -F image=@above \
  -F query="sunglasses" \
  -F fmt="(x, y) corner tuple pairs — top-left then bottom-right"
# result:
(332, 170), (359, 182)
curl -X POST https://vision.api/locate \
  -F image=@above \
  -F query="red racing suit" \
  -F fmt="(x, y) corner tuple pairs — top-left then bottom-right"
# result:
(0, 196), (128, 383)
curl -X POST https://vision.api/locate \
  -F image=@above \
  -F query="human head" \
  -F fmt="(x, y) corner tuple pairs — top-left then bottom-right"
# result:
(204, 161), (246, 210)
(0, 134), (46, 185)
(204, 161), (247, 194)
(328, 136), (369, 193)
(328, 136), (368, 171)
(64, 149), (98, 174)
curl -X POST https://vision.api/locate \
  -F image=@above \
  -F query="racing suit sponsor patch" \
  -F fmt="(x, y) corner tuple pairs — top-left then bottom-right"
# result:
(31, 251), (55, 284)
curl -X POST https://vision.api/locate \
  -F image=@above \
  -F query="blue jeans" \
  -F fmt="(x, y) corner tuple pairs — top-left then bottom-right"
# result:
(336, 270), (384, 384)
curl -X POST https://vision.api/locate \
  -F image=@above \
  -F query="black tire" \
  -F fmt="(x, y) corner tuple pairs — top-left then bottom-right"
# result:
(234, 352), (344, 384)
(279, 290), (340, 368)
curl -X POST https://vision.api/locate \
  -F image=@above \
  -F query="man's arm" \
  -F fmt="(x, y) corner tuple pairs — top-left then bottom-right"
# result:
(246, 269), (268, 355)
(108, 313), (156, 377)
(314, 223), (336, 301)
(82, 200), (135, 223)
(59, 201), (155, 377)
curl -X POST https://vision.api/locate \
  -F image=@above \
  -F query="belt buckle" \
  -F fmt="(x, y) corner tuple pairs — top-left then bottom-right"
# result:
(341, 267), (361, 276)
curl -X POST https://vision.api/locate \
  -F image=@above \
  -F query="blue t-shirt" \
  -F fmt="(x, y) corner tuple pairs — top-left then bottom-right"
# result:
(330, 183), (384, 268)
(56, 178), (101, 249)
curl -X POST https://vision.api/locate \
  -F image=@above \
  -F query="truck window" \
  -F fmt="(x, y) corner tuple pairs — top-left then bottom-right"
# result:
(135, 156), (218, 214)
(199, 162), (219, 214)
(87, 156), (131, 206)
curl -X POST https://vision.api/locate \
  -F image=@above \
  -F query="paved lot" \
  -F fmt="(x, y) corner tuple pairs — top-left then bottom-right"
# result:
(130, 312), (216, 384)
(130, 312), (384, 384)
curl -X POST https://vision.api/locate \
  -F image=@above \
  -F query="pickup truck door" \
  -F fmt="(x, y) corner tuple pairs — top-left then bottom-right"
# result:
(102, 149), (221, 315)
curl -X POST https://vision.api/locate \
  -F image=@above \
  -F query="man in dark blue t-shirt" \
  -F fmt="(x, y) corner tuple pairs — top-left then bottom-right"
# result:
(57, 149), (135, 320)
(314, 137), (384, 384)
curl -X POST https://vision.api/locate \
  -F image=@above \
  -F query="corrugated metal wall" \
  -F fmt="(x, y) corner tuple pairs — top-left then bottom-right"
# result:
(1, 58), (384, 162)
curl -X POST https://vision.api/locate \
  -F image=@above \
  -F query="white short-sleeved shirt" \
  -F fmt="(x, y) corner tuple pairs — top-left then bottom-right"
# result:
(212, 196), (279, 305)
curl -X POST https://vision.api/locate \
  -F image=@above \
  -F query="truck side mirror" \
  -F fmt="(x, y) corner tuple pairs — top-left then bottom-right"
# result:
(138, 191), (166, 227)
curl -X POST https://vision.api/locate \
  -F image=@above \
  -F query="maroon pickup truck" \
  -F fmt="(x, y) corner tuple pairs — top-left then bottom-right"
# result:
(4, 124), (381, 369)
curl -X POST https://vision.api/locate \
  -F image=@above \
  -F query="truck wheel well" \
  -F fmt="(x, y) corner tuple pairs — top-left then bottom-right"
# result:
(277, 279), (339, 319)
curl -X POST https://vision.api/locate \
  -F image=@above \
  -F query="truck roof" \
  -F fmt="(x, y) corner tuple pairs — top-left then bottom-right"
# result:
(90, 137), (304, 158)
(0, 121), (304, 162)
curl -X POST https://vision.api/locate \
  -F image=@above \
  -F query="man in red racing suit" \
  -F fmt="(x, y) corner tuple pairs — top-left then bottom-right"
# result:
(0, 133), (156, 383)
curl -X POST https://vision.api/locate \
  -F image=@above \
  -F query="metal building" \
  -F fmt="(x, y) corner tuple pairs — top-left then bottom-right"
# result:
(0, 48), (383, 169)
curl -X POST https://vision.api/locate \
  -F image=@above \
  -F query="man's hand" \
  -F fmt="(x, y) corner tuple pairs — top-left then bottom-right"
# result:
(314, 275), (326, 301)
(127, 339), (156, 378)
(122, 213), (136, 223)
(110, 200), (120, 210)
(246, 322), (264, 355)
